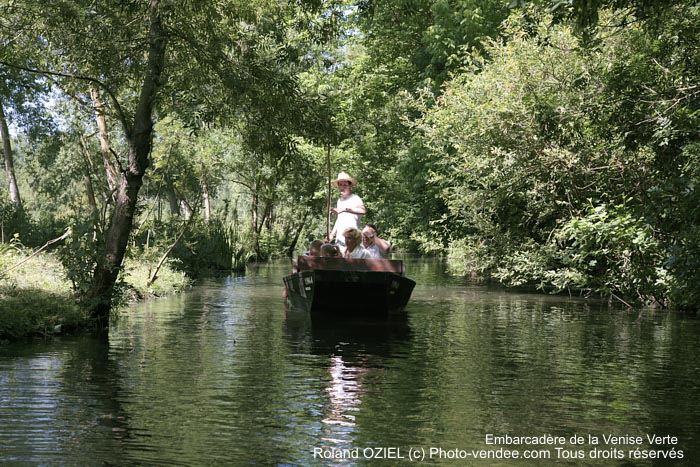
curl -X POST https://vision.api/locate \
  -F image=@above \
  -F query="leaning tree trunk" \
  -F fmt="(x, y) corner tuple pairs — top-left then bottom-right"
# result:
(286, 209), (310, 257)
(251, 189), (261, 258)
(164, 170), (181, 217)
(0, 102), (22, 210)
(88, 1), (166, 330)
(91, 87), (120, 196)
(79, 135), (100, 232)
(201, 165), (211, 224)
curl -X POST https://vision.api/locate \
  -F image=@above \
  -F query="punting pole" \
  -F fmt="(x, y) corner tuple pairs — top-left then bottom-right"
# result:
(326, 143), (331, 241)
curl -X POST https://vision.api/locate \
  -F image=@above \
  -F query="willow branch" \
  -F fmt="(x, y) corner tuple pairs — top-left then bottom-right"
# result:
(0, 229), (70, 276)
(0, 60), (131, 133)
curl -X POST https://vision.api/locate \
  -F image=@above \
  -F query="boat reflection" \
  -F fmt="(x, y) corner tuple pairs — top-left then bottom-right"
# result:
(284, 308), (412, 448)
(283, 303), (412, 357)
(308, 314), (412, 358)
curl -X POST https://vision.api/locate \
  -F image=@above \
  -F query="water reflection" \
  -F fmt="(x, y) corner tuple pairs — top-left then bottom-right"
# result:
(284, 304), (413, 455)
(322, 355), (363, 434)
(1, 259), (700, 465)
(311, 317), (411, 455)
(0, 337), (132, 464)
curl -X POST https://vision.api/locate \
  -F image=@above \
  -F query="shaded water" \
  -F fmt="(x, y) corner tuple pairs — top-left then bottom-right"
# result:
(1, 258), (699, 465)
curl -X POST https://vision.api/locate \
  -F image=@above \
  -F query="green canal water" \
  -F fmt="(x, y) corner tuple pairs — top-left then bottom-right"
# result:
(1, 259), (699, 465)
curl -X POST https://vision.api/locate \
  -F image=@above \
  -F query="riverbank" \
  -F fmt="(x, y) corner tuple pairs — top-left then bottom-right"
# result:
(0, 249), (191, 341)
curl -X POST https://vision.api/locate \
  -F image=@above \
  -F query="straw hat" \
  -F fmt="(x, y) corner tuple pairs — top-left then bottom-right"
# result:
(331, 171), (357, 187)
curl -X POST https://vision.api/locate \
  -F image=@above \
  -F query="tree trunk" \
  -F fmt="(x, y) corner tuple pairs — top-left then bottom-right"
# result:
(83, 174), (98, 224)
(251, 188), (262, 259)
(164, 172), (181, 217)
(91, 87), (120, 196)
(88, 1), (166, 330)
(201, 166), (211, 224)
(80, 136), (100, 231)
(286, 210), (309, 257)
(180, 198), (192, 220)
(0, 103), (22, 210)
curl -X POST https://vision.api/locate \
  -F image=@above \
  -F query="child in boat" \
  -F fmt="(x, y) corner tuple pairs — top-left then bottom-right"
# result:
(306, 239), (324, 256)
(320, 243), (340, 257)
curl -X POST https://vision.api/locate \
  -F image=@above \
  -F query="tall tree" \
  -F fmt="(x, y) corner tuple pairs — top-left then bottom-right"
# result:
(0, 102), (21, 209)
(0, 62), (51, 215)
(86, 0), (166, 326)
(1, 0), (324, 327)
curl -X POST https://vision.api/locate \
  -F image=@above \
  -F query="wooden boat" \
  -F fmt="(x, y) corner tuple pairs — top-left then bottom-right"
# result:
(283, 256), (416, 316)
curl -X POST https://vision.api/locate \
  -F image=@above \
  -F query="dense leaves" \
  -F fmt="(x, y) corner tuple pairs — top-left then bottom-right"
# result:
(414, 5), (700, 307)
(1, 0), (699, 311)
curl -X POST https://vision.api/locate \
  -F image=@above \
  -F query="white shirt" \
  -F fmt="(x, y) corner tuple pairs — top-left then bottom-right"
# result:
(347, 246), (371, 259)
(364, 243), (384, 259)
(333, 194), (364, 248)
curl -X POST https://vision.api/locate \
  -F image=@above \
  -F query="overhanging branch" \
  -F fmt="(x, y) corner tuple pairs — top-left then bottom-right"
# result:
(0, 60), (132, 133)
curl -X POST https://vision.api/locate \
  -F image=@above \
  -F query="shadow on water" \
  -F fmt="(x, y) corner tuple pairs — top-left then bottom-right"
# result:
(284, 307), (412, 360)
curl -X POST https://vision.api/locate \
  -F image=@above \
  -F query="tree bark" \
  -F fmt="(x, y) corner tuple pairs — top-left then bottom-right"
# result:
(88, 0), (166, 329)
(251, 187), (259, 257)
(286, 210), (309, 257)
(201, 165), (211, 224)
(164, 172), (181, 217)
(80, 136), (100, 231)
(0, 103), (22, 210)
(91, 87), (120, 195)
(180, 198), (192, 220)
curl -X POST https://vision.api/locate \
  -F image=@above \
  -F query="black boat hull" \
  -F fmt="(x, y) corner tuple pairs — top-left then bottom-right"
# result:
(283, 268), (416, 316)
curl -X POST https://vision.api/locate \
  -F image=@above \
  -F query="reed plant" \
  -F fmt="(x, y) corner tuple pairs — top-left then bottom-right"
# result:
(171, 218), (249, 274)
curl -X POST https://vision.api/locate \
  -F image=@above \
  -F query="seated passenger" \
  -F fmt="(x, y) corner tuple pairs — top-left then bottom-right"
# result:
(342, 227), (371, 259)
(306, 239), (324, 256)
(320, 243), (340, 257)
(361, 223), (392, 259)
(292, 239), (322, 274)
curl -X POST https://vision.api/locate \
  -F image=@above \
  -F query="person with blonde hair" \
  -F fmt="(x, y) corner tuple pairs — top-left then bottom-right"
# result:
(342, 227), (370, 259)
(328, 171), (366, 255)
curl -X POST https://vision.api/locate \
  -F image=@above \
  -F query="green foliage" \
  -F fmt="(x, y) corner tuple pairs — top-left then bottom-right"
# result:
(2, 0), (700, 312)
(0, 249), (86, 339)
(119, 259), (191, 301)
(418, 5), (700, 308)
(552, 203), (666, 302)
(667, 224), (700, 311)
(356, 0), (509, 89)
(421, 12), (602, 248)
(0, 289), (86, 339)
(56, 221), (99, 297)
(173, 219), (245, 274)
(0, 244), (191, 340)
(1, 0), (338, 316)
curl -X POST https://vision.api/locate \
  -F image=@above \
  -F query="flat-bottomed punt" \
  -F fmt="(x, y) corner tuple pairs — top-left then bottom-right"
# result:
(283, 256), (416, 316)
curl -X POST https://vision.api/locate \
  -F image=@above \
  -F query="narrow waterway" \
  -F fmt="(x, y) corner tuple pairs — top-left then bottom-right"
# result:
(1, 258), (699, 465)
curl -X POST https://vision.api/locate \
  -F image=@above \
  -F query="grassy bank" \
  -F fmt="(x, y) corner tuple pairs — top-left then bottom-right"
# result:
(0, 249), (191, 341)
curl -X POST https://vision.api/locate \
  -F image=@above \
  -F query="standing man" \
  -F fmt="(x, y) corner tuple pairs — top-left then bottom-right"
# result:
(362, 224), (392, 259)
(328, 172), (366, 254)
